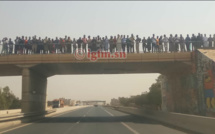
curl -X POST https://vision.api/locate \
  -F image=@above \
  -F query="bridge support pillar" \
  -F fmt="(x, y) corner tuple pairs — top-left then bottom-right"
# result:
(21, 67), (47, 113)
(161, 73), (198, 114)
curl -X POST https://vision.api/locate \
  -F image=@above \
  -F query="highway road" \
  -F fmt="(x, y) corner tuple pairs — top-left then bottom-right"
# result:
(0, 106), (193, 134)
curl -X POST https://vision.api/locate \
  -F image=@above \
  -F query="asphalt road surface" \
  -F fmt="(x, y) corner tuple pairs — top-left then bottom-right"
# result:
(1, 106), (194, 134)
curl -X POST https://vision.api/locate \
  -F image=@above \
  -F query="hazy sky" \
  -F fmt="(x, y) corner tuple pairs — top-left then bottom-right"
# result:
(0, 1), (215, 103)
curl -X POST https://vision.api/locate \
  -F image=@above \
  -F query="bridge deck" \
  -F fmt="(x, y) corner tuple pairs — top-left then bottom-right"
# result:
(0, 52), (192, 64)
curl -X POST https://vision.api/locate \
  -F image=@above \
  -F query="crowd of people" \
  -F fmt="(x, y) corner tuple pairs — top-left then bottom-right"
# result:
(1, 33), (215, 55)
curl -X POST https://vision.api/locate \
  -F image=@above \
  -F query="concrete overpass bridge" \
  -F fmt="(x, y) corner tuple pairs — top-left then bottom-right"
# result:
(0, 51), (211, 115)
(82, 100), (106, 105)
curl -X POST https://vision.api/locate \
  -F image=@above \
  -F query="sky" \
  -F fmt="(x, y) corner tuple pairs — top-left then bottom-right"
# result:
(0, 1), (215, 103)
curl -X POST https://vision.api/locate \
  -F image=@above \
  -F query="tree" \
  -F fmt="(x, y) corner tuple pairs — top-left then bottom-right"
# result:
(147, 82), (162, 107)
(134, 94), (148, 106)
(118, 75), (162, 109)
(118, 97), (130, 106)
(0, 86), (21, 110)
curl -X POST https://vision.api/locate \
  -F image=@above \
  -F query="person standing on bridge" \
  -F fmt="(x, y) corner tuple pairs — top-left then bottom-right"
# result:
(28, 37), (32, 54)
(174, 34), (179, 52)
(185, 34), (191, 52)
(135, 35), (141, 53)
(72, 38), (77, 54)
(23, 37), (28, 54)
(203, 34), (209, 48)
(196, 33), (202, 49)
(109, 36), (114, 53)
(8, 38), (14, 54)
(62, 38), (66, 53)
(37, 37), (42, 54)
(77, 37), (82, 53)
(151, 34), (156, 53)
(142, 37), (147, 53)
(3, 38), (9, 54)
(126, 35), (130, 53)
(87, 36), (92, 51)
(208, 35), (213, 48)
(101, 37), (105, 52)
(58, 38), (62, 53)
(96, 36), (101, 51)
(49, 39), (56, 54)
(122, 35), (126, 52)
(104, 36), (109, 52)
(130, 34), (135, 53)
(156, 36), (159, 52)
(213, 34), (215, 48)
(146, 37), (151, 53)
(158, 36), (163, 53)
(54, 37), (59, 54)
(113, 36), (117, 53)
(66, 37), (72, 54)
(31, 36), (37, 54)
(200, 34), (204, 48)
(82, 35), (87, 53)
(47, 38), (52, 54)
(168, 34), (174, 53)
(116, 34), (122, 52)
(14, 37), (19, 54)
(93, 37), (98, 51)
(49, 38), (54, 54)
(191, 34), (197, 51)
(1, 38), (8, 55)
(0, 40), (2, 54)
(163, 35), (168, 52)
(43, 37), (48, 54)
(179, 34), (185, 52)
(20, 36), (25, 54)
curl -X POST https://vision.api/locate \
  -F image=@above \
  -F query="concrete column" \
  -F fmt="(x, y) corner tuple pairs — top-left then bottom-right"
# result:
(161, 73), (199, 114)
(21, 67), (47, 113)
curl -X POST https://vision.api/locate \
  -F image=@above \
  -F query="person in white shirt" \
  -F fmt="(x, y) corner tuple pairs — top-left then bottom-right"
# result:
(163, 35), (169, 52)
(213, 34), (215, 48)
(135, 35), (141, 53)
(1, 38), (8, 54)
(116, 34), (122, 52)
(203, 34), (209, 48)
(151, 34), (156, 53)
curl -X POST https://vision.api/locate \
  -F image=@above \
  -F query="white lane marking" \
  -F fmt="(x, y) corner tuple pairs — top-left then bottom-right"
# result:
(83, 115), (86, 117)
(120, 122), (140, 134)
(76, 121), (80, 124)
(102, 107), (139, 134)
(0, 108), (81, 134)
(0, 122), (33, 134)
(102, 108), (114, 116)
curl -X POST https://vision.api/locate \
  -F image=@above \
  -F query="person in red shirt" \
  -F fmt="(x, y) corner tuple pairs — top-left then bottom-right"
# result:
(24, 37), (28, 54)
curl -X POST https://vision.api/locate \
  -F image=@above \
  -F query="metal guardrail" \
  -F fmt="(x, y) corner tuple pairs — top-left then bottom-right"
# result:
(0, 109), (56, 122)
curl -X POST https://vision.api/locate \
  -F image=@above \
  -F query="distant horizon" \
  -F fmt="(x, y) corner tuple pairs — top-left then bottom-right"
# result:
(0, 73), (160, 104)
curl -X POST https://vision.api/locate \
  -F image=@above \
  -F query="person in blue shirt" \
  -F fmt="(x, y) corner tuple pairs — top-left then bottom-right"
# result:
(104, 36), (109, 52)
(122, 35), (127, 52)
